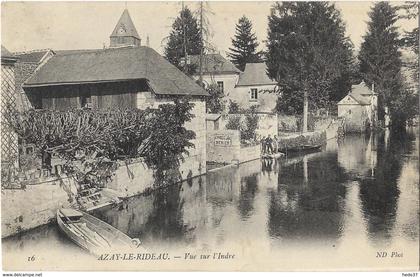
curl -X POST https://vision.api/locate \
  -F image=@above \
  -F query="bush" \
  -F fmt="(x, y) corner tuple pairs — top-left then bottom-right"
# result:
(228, 100), (240, 114)
(9, 99), (196, 190)
(225, 106), (259, 144)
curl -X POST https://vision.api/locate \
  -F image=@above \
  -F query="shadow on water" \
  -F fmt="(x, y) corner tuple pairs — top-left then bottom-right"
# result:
(267, 150), (348, 245)
(358, 129), (417, 245)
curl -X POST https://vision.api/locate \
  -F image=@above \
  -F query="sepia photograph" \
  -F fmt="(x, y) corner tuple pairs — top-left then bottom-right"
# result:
(1, 0), (419, 273)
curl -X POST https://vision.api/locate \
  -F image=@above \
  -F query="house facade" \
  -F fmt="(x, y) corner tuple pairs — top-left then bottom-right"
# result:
(190, 53), (241, 100)
(234, 62), (278, 112)
(337, 81), (378, 132)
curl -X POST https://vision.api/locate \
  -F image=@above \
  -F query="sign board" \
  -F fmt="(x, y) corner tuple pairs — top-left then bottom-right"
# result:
(214, 135), (232, 147)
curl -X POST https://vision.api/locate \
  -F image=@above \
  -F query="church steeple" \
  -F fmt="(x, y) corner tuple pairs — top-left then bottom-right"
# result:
(110, 9), (141, 47)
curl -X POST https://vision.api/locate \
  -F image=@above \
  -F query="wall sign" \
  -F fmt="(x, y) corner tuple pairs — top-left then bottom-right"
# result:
(214, 135), (232, 147)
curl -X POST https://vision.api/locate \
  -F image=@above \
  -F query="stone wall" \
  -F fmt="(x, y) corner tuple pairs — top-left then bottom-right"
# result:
(338, 104), (370, 133)
(278, 114), (300, 132)
(1, 178), (76, 238)
(218, 113), (278, 138)
(206, 130), (260, 164)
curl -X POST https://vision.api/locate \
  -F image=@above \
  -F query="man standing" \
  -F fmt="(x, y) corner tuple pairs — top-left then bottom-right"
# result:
(266, 135), (274, 154)
(261, 136), (267, 154)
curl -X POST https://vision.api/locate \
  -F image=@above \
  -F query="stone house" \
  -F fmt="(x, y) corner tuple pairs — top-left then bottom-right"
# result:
(190, 53), (241, 100)
(23, 46), (208, 179)
(337, 81), (378, 132)
(234, 62), (278, 112)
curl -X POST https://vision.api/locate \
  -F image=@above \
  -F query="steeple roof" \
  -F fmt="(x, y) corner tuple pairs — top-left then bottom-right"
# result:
(110, 9), (140, 40)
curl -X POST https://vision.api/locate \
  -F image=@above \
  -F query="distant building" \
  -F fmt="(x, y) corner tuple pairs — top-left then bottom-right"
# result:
(109, 9), (141, 48)
(1, 45), (19, 165)
(234, 62), (278, 112)
(337, 81), (378, 132)
(190, 53), (241, 99)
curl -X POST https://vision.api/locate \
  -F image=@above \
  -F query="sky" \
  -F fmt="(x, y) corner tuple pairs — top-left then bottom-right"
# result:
(1, 1), (418, 56)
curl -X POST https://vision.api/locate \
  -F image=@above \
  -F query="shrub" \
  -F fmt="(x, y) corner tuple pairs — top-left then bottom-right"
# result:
(8, 99), (196, 190)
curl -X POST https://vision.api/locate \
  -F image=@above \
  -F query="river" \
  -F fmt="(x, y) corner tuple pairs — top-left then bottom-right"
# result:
(3, 128), (419, 271)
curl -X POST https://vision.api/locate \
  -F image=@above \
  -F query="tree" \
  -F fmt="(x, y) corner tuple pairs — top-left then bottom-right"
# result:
(205, 83), (225, 113)
(358, 2), (416, 127)
(228, 16), (262, 71)
(398, 2), (419, 87)
(164, 7), (203, 75)
(266, 2), (354, 115)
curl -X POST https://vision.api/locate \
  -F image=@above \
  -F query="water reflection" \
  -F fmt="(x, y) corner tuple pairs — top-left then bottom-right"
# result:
(3, 128), (419, 269)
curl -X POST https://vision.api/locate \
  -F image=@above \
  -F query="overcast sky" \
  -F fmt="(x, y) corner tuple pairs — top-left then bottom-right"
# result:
(1, 1), (418, 56)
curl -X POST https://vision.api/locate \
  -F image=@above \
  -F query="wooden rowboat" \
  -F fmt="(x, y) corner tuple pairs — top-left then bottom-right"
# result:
(57, 208), (141, 256)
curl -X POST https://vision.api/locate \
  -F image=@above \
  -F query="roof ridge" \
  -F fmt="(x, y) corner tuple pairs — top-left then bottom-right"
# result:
(13, 48), (52, 55)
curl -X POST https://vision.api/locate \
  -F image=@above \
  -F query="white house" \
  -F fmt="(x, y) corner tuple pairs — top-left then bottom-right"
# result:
(190, 53), (241, 99)
(234, 62), (278, 112)
(337, 81), (378, 132)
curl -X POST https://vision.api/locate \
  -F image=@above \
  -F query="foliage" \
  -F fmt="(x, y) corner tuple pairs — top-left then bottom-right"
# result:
(225, 107), (259, 143)
(398, 2), (419, 86)
(9, 100), (196, 189)
(359, 2), (416, 127)
(164, 7), (203, 75)
(242, 106), (259, 141)
(228, 100), (241, 114)
(205, 83), (225, 113)
(266, 2), (355, 115)
(225, 115), (242, 131)
(227, 16), (262, 71)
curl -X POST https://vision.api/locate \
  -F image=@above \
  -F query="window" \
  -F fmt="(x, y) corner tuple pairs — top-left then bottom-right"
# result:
(217, 81), (224, 93)
(250, 88), (258, 101)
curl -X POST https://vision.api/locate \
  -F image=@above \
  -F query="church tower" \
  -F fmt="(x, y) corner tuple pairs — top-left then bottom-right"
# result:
(110, 9), (141, 47)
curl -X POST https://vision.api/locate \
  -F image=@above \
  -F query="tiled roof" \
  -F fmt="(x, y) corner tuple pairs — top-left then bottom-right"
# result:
(110, 9), (140, 40)
(190, 53), (241, 75)
(236, 63), (276, 86)
(24, 46), (208, 96)
(339, 82), (374, 105)
(14, 49), (51, 63)
(349, 82), (374, 105)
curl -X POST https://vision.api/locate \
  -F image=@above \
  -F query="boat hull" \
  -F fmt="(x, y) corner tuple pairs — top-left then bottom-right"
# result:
(57, 209), (139, 256)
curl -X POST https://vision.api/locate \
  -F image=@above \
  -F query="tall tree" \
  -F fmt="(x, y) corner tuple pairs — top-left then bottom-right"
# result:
(398, 2), (419, 87)
(358, 2), (416, 128)
(228, 16), (262, 71)
(164, 7), (203, 75)
(266, 2), (354, 116)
